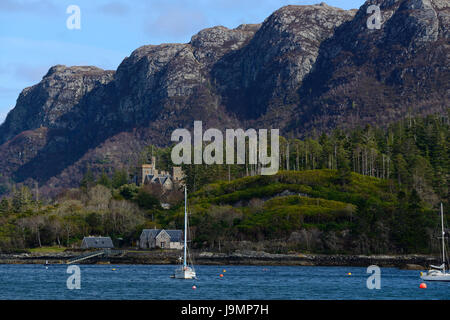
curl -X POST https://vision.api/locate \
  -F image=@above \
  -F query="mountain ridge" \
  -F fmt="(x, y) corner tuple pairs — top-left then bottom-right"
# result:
(0, 0), (448, 195)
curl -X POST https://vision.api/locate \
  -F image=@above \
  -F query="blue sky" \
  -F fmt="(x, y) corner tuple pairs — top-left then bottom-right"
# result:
(0, 0), (365, 124)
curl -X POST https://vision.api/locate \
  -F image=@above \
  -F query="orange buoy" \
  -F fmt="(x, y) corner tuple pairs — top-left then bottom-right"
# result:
(347, 272), (352, 276)
(219, 274), (224, 277)
(420, 283), (427, 289)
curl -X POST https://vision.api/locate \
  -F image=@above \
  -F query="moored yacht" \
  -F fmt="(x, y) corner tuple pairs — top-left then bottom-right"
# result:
(172, 187), (196, 279)
(421, 203), (450, 282)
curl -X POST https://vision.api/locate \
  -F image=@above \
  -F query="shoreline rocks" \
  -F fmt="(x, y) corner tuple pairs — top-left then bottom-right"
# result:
(0, 250), (439, 269)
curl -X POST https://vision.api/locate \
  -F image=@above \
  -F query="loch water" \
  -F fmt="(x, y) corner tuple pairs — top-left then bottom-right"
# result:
(0, 264), (448, 300)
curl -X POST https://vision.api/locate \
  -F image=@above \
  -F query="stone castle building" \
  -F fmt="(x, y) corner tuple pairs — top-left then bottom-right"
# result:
(138, 157), (184, 190)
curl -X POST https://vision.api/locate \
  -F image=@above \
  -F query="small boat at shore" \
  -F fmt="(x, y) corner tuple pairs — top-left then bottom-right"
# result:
(172, 187), (196, 280)
(421, 203), (450, 282)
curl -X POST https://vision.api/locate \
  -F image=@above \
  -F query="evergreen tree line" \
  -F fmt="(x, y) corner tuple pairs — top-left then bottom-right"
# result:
(176, 114), (448, 206)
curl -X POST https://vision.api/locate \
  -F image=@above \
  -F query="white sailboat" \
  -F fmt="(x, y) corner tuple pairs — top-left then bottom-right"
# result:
(421, 203), (450, 282)
(173, 187), (196, 279)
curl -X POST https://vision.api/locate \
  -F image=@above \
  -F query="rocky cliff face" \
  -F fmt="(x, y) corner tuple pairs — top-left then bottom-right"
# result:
(290, 0), (449, 133)
(212, 3), (356, 120)
(0, 0), (448, 195)
(0, 66), (114, 145)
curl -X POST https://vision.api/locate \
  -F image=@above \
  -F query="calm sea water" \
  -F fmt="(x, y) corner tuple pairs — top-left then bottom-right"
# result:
(0, 264), (448, 300)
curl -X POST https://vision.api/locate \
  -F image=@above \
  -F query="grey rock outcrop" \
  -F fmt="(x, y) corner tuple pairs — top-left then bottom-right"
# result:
(212, 4), (356, 119)
(0, 66), (114, 145)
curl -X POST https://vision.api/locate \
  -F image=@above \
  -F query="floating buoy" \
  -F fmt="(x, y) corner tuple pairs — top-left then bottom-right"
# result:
(223, 269), (226, 273)
(45, 266), (48, 270)
(219, 274), (224, 278)
(420, 272), (423, 276)
(347, 272), (352, 276)
(112, 268), (116, 271)
(419, 283), (427, 289)
(192, 285), (197, 290)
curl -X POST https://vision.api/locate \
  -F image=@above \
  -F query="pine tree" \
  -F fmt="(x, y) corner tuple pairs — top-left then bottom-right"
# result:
(112, 169), (128, 189)
(80, 167), (95, 189)
(11, 185), (33, 213)
(0, 198), (10, 216)
(97, 169), (112, 188)
(336, 146), (352, 185)
(393, 154), (409, 186)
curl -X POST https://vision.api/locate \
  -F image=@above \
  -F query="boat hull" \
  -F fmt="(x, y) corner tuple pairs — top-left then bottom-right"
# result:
(174, 267), (196, 279)
(421, 272), (450, 282)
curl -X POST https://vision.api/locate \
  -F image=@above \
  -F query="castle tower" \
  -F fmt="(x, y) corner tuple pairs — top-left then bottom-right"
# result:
(140, 157), (158, 185)
(172, 166), (185, 185)
(140, 164), (153, 185)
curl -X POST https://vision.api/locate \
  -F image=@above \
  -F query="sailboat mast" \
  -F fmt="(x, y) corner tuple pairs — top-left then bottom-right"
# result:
(441, 202), (445, 273)
(184, 186), (187, 267)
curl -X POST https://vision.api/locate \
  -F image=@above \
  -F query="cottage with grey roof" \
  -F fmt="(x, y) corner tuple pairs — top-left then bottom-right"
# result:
(139, 229), (183, 250)
(81, 236), (114, 249)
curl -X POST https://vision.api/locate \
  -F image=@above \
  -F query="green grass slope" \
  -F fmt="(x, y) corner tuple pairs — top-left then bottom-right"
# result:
(162, 170), (437, 254)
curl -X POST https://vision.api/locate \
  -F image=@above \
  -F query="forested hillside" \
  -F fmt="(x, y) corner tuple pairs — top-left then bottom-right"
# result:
(0, 114), (447, 254)
(182, 113), (448, 203)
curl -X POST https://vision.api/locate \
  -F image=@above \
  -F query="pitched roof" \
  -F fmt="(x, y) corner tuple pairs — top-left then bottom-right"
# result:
(82, 236), (114, 248)
(159, 176), (168, 184)
(165, 230), (183, 242)
(141, 229), (161, 239)
(140, 229), (182, 242)
(144, 173), (172, 185)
